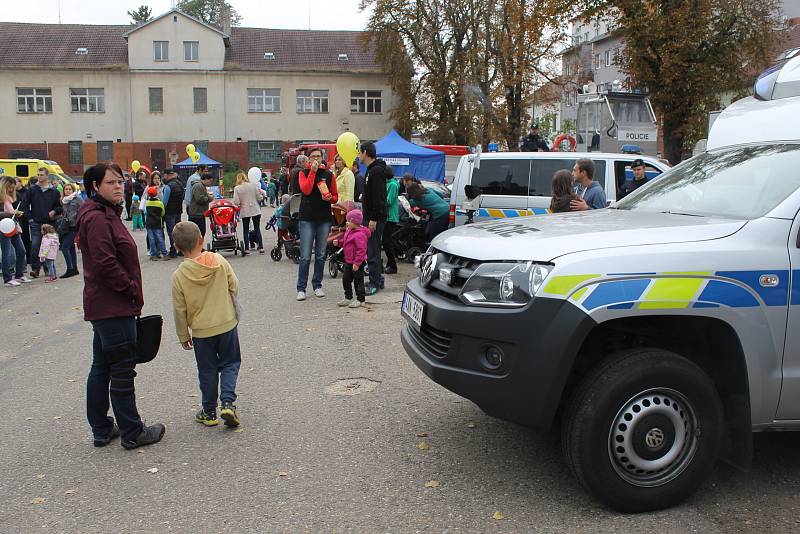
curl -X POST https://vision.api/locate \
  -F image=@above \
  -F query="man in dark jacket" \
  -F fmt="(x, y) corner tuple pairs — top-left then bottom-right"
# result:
(353, 161), (365, 201)
(289, 155), (308, 194)
(521, 124), (550, 152)
(123, 173), (134, 221)
(359, 142), (389, 295)
(161, 168), (184, 257)
(20, 168), (63, 277)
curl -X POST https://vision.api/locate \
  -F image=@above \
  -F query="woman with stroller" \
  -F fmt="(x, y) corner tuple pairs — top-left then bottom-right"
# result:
(295, 148), (338, 301)
(406, 183), (450, 243)
(233, 168), (267, 255)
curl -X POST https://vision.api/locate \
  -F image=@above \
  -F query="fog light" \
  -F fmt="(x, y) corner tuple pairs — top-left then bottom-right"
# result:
(439, 267), (453, 285)
(481, 345), (504, 371)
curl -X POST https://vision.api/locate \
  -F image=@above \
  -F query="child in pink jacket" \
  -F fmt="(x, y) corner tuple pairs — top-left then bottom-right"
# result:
(38, 223), (60, 282)
(337, 209), (371, 309)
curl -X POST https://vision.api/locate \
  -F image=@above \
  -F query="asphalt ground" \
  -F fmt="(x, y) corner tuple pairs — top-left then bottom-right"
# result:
(2, 206), (800, 532)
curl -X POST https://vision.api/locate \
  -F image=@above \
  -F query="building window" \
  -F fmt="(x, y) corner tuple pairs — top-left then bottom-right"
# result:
(153, 41), (169, 62)
(248, 140), (281, 163)
(184, 41), (199, 62)
(193, 140), (209, 155)
(247, 88), (281, 112)
(296, 89), (329, 113)
(97, 141), (114, 161)
(70, 88), (104, 113)
(149, 88), (163, 113)
(614, 47), (622, 65)
(17, 88), (52, 113)
(584, 32), (589, 43)
(68, 141), (83, 165)
(605, 50), (612, 67)
(350, 90), (382, 114)
(193, 88), (207, 113)
(595, 54), (602, 70)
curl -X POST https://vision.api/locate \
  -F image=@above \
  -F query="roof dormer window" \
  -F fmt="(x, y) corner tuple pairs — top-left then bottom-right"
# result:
(76, 47), (88, 55)
(338, 53), (349, 61)
(264, 52), (275, 60)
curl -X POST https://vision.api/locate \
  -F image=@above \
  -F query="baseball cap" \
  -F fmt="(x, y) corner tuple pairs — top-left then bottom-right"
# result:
(163, 167), (177, 174)
(631, 158), (645, 168)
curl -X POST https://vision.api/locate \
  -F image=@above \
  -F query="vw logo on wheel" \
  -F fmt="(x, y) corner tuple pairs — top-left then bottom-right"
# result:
(645, 427), (665, 449)
(419, 253), (439, 288)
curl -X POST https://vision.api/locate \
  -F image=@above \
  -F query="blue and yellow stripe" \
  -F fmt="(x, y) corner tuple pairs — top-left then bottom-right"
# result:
(475, 208), (550, 219)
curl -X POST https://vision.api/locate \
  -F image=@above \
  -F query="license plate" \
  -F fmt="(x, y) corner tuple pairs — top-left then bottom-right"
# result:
(402, 291), (425, 329)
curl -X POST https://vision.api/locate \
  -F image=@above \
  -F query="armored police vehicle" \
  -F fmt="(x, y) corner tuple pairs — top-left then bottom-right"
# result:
(401, 57), (800, 512)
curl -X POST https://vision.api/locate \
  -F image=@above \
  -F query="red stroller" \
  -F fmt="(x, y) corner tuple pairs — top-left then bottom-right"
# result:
(204, 199), (245, 256)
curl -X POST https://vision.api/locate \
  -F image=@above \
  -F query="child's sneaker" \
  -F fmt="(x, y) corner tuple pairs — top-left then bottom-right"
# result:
(337, 298), (352, 307)
(220, 402), (240, 427)
(348, 300), (363, 309)
(45, 276), (58, 283)
(195, 409), (219, 426)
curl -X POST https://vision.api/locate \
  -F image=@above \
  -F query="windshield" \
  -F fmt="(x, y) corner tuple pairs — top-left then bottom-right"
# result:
(614, 144), (800, 219)
(609, 98), (654, 126)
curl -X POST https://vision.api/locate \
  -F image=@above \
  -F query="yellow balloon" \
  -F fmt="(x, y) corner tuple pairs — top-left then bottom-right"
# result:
(191, 152), (201, 163)
(186, 144), (196, 155)
(336, 131), (361, 167)
(131, 160), (141, 172)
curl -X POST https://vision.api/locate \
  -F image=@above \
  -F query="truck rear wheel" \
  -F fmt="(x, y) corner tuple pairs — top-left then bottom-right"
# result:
(562, 349), (724, 512)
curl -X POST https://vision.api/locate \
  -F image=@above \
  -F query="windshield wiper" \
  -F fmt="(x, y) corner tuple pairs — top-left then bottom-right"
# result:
(660, 210), (705, 217)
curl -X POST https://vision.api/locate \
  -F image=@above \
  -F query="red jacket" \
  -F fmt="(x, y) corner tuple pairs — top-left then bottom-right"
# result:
(298, 163), (338, 222)
(77, 196), (144, 321)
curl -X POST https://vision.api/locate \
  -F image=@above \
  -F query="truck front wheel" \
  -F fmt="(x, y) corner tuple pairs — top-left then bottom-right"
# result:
(562, 349), (724, 512)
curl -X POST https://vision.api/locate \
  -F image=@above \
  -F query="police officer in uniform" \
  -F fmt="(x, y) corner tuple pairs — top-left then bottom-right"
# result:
(521, 124), (550, 152)
(620, 158), (648, 198)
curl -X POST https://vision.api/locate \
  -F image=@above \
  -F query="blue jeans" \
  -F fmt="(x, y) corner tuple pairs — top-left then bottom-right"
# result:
(147, 228), (167, 257)
(29, 221), (43, 272)
(87, 317), (144, 442)
(367, 220), (386, 288)
(1, 232), (27, 283)
(296, 220), (331, 292)
(192, 328), (242, 412)
(61, 228), (78, 270)
(44, 259), (56, 278)
(164, 213), (181, 255)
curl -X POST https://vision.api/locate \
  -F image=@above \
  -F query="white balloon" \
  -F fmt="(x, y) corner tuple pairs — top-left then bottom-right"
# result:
(0, 218), (16, 235)
(247, 167), (262, 184)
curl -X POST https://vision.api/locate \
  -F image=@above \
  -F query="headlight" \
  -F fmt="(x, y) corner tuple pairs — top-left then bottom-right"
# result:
(459, 262), (553, 307)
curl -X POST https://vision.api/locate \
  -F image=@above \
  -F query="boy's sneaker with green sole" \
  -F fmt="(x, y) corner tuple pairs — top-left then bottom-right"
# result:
(220, 402), (240, 427)
(195, 409), (219, 426)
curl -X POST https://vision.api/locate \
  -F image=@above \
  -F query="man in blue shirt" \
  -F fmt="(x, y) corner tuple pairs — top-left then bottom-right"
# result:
(570, 158), (607, 211)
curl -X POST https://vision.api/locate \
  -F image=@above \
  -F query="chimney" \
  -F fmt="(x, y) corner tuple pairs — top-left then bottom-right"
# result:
(221, 5), (231, 35)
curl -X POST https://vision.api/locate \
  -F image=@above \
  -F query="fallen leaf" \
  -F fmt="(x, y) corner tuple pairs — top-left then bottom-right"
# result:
(233, 428), (244, 433)
(278, 471), (288, 477)
(67, 379), (77, 383)
(248, 368), (255, 371)
(71, 306), (81, 311)
(53, 329), (60, 333)
(492, 511), (505, 520)
(64, 489), (77, 496)
(188, 394), (198, 398)
(35, 474), (45, 480)
(418, 441), (430, 450)
(25, 417), (33, 421)
(467, 422), (477, 429)
(416, 432), (428, 437)
(53, 416), (61, 420)
(137, 450), (145, 454)
(31, 497), (46, 505)
(146, 468), (158, 474)
(424, 480), (440, 488)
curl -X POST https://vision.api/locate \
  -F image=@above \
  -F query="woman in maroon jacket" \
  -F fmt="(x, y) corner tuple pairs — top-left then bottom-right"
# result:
(78, 163), (165, 450)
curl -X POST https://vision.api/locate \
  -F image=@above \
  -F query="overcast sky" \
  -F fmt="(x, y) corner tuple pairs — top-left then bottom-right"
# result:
(1, 0), (372, 30)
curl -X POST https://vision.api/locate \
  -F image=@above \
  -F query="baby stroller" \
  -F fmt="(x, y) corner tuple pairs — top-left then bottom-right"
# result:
(325, 204), (349, 278)
(392, 205), (430, 263)
(205, 199), (245, 256)
(267, 194), (301, 263)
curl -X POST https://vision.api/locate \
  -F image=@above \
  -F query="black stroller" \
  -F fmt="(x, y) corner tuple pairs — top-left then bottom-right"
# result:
(267, 194), (301, 263)
(392, 206), (430, 263)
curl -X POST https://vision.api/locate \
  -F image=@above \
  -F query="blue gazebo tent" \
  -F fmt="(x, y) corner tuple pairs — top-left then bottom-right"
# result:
(372, 130), (445, 182)
(174, 150), (223, 168)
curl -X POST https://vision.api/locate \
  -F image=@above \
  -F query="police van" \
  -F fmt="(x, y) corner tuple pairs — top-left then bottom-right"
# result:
(401, 56), (800, 512)
(448, 151), (668, 226)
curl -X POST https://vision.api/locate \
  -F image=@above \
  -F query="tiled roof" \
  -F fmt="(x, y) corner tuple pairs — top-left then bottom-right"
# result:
(0, 22), (129, 69)
(0, 21), (382, 73)
(226, 27), (380, 72)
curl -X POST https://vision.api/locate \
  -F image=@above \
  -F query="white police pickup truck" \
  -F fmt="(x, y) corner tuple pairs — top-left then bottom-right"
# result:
(401, 56), (800, 512)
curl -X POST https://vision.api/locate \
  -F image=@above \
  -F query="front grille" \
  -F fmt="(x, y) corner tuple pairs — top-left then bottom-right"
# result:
(426, 250), (481, 300)
(406, 323), (453, 359)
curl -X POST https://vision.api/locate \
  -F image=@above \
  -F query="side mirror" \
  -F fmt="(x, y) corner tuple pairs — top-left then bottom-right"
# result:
(464, 185), (481, 200)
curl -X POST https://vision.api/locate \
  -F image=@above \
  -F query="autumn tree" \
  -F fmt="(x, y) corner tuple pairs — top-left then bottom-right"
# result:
(176, 0), (242, 27)
(589, 1), (782, 164)
(127, 5), (153, 25)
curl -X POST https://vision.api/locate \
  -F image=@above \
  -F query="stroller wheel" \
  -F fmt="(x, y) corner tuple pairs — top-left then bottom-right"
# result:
(270, 247), (282, 261)
(328, 257), (338, 279)
(406, 247), (423, 264)
(289, 250), (300, 264)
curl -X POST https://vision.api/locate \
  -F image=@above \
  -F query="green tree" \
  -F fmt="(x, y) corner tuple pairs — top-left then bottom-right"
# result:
(176, 0), (242, 27)
(127, 5), (153, 25)
(587, 1), (782, 164)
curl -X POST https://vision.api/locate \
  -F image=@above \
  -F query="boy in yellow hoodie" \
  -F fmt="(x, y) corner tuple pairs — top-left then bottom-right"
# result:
(171, 221), (242, 427)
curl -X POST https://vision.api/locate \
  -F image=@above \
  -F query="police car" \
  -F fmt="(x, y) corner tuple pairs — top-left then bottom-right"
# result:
(400, 56), (800, 512)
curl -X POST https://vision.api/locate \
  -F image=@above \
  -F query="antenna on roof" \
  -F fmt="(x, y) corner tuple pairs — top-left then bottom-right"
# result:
(58, 0), (62, 24)
(308, 0), (311, 30)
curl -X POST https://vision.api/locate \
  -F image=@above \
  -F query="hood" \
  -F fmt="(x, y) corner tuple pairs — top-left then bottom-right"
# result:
(179, 252), (222, 286)
(434, 209), (747, 262)
(368, 159), (387, 173)
(347, 226), (372, 239)
(77, 196), (121, 224)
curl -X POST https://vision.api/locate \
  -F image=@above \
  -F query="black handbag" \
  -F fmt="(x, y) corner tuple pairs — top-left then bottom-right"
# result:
(136, 315), (163, 364)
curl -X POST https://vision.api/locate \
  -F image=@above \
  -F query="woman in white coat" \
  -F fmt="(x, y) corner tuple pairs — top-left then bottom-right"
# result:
(233, 167), (267, 255)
